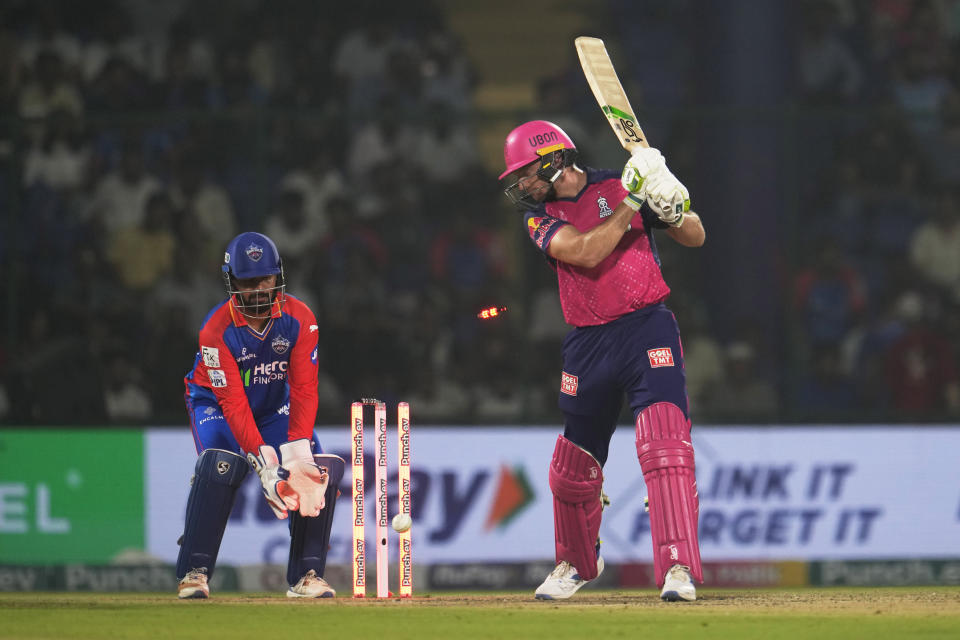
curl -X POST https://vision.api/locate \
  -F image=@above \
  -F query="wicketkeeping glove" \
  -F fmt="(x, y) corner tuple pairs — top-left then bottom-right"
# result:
(247, 444), (297, 519)
(279, 439), (329, 517)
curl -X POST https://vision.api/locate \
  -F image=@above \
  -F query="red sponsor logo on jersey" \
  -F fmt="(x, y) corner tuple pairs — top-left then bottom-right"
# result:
(528, 216), (558, 249)
(560, 371), (578, 396)
(647, 347), (675, 368)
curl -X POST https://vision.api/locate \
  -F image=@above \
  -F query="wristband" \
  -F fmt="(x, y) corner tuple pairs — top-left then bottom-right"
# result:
(623, 193), (644, 211)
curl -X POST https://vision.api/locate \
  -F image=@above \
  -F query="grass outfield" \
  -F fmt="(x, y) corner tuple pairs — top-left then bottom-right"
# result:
(3, 588), (959, 639)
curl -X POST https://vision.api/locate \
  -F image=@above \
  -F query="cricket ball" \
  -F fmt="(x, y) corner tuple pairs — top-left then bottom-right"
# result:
(391, 513), (412, 533)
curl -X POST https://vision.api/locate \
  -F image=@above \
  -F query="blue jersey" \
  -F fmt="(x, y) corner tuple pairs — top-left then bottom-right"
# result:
(184, 294), (319, 454)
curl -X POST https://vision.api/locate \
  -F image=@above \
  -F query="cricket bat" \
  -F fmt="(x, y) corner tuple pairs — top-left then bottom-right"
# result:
(575, 36), (649, 151)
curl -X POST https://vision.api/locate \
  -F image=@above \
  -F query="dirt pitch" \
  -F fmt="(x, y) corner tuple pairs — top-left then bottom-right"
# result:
(193, 587), (960, 613)
(4, 588), (960, 640)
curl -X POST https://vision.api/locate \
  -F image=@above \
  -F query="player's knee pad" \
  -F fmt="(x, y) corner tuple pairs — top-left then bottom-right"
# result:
(176, 449), (248, 579)
(548, 435), (604, 580)
(287, 454), (345, 585)
(635, 402), (702, 585)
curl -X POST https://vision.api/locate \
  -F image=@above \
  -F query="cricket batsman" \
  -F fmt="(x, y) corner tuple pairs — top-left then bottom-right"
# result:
(177, 231), (344, 598)
(500, 121), (705, 601)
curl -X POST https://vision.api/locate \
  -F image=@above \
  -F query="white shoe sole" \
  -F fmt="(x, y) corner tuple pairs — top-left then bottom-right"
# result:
(286, 589), (335, 599)
(534, 557), (604, 601)
(660, 589), (696, 602)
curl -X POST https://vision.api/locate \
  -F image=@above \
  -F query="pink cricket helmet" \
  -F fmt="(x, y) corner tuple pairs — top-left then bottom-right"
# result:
(498, 120), (576, 180)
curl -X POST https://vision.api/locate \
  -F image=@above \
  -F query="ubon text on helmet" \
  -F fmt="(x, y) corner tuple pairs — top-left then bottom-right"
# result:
(222, 231), (285, 318)
(500, 120), (579, 210)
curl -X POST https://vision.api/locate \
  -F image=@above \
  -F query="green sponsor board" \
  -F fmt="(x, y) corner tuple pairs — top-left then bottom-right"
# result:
(0, 429), (144, 564)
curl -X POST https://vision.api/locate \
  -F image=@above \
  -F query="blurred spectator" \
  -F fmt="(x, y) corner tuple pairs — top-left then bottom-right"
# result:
(677, 309), (724, 420)
(882, 290), (960, 417)
(419, 33), (475, 112)
(331, 17), (401, 119)
(15, 4), (82, 75)
(700, 341), (780, 422)
(168, 154), (236, 264)
(345, 109), (419, 181)
(908, 185), (960, 299)
(155, 32), (216, 110)
(85, 137), (162, 233)
(214, 40), (268, 107)
(264, 187), (324, 275)
(891, 45), (952, 136)
(796, 0), (862, 104)
(22, 107), (90, 192)
(794, 344), (857, 417)
(794, 239), (868, 346)
(17, 49), (83, 139)
(404, 363), (472, 422)
(79, 7), (156, 84)
(107, 190), (177, 291)
(429, 210), (506, 292)
(87, 54), (154, 112)
(103, 354), (153, 422)
(413, 105), (480, 186)
(277, 147), (345, 236)
(146, 243), (224, 334)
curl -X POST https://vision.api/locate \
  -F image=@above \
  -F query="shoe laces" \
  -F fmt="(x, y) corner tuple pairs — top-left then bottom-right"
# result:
(185, 567), (208, 581)
(667, 565), (691, 580)
(549, 561), (573, 580)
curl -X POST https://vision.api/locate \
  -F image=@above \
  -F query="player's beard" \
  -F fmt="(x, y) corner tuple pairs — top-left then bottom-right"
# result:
(241, 291), (273, 317)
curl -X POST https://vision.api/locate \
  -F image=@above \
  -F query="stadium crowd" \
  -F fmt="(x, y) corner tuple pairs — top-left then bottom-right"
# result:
(0, 0), (958, 425)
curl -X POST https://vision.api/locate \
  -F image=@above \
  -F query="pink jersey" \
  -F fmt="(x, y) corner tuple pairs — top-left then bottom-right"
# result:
(523, 168), (671, 327)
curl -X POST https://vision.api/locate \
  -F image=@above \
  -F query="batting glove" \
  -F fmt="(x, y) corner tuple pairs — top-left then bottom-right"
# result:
(279, 439), (329, 517)
(621, 147), (665, 210)
(247, 444), (297, 519)
(644, 169), (690, 227)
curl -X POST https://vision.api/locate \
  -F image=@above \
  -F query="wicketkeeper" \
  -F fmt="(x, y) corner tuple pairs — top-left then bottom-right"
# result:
(177, 231), (344, 599)
(500, 121), (706, 601)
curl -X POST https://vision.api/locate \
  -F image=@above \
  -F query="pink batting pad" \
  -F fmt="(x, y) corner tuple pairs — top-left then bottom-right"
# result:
(548, 435), (604, 580)
(635, 402), (703, 586)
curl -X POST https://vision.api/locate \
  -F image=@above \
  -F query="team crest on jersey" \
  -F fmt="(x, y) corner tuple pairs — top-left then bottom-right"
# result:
(648, 347), (675, 368)
(597, 195), (614, 218)
(272, 335), (291, 354)
(560, 371), (578, 396)
(246, 243), (264, 261)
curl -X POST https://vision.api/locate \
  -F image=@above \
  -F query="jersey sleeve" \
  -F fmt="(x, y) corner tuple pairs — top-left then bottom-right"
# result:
(196, 324), (265, 454)
(286, 300), (319, 442)
(523, 208), (568, 254)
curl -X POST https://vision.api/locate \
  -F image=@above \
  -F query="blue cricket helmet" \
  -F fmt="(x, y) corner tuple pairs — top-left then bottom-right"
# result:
(222, 231), (286, 318)
(223, 231), (283, 279)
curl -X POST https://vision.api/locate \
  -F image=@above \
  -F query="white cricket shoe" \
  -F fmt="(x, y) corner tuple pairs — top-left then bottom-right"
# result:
(534, 556), (604, 600)
(660, 564), (696, 602)
(177, 568), (209, 599)
(287, 570), (336, 598)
